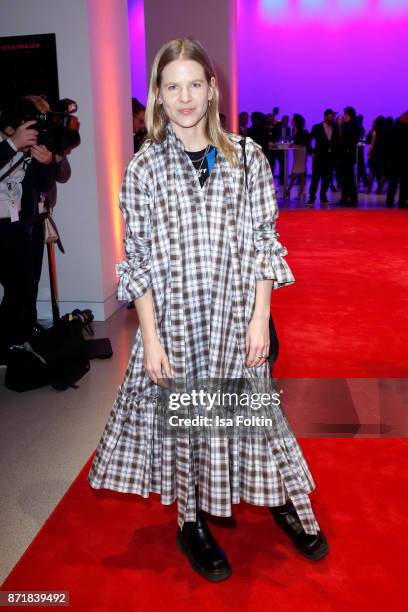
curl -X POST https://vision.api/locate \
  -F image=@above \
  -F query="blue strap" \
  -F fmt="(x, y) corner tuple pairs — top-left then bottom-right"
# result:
(206, 146), (217, 175)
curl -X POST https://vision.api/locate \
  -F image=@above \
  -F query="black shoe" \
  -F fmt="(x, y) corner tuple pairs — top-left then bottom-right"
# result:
(320, 196), (329, 204)
(176, 511), (232, 582)
(307, 198), (315, 205)
(269, 500), (329, 561)
(30, 321), (46, 341)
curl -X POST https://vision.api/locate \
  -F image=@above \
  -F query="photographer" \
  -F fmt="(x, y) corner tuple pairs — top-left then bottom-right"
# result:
(0, 120), (38, 171)
(0, 98), (57, 363)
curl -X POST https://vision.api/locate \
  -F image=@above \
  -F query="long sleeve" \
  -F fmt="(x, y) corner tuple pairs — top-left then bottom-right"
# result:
(248, 141), (295, 290)
(0, 139), (18, 172)
(116, 157), (152, 301)
(55, 155), (71, 183)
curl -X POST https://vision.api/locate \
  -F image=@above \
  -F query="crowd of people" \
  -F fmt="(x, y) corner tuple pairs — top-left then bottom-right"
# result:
(131, 97), (407, 208)
(239, 108), (408, 208)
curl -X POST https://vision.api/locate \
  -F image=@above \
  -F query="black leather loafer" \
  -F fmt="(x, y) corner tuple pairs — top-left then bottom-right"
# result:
(269, 500), (329, 561)
(176, 510), (232, 582)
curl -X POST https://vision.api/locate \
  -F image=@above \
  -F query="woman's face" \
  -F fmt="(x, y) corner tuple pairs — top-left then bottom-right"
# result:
(157, 59), (214, 132)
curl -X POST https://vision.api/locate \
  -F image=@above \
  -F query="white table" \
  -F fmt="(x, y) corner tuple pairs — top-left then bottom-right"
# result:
(269, 143), (303, 200)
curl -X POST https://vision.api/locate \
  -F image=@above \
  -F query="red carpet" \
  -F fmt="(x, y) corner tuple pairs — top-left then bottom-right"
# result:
(273, 210), (408, 377)
(2, 440), (408, 611)
(2, 211), (408, 610)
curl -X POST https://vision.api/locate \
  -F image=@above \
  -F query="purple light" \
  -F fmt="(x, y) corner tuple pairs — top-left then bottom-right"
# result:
(384, 0), (408, 10)
(260, 0), (408, 21)
(238, 0), (408, 127)
(128, 0), (147, 104)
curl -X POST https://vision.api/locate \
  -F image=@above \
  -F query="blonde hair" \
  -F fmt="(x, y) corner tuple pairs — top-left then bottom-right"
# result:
(145, 36), (239, 166)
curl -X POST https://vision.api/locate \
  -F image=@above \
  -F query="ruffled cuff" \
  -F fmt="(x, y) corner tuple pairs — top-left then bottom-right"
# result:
(254, 221), (295, 289)
(116, 257), (151, 302)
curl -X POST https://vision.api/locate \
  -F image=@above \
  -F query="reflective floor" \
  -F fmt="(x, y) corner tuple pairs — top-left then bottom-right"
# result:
(274, 176), (404, 210)
(0, 306), (138, 583)
(1, 186), (406, 582)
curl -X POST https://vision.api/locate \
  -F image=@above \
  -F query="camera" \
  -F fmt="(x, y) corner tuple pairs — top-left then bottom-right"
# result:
(0, 96), (80, 155)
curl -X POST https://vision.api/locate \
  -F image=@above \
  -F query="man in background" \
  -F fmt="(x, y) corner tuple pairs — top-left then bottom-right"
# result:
(386, 111), (408, 208)
(238, 111), (249, 136)
(0, 99), (56, 362)
(272, 115), (291, 186)
(338, 106), (360, 207)
(308, 109), (339, 205)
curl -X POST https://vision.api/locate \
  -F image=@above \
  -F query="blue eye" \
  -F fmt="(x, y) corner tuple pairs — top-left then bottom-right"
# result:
(192, 82), (201, 88)
(168, 85), (177, 91)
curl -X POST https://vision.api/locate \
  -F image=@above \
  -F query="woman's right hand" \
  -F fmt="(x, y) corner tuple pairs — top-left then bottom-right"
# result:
(143, 336), (173, 388)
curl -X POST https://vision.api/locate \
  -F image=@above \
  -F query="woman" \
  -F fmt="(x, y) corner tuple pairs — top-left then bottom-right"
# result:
(367, 116), (387, 194)
(87, 37), (328, 582)
(285, 113), (309, 201)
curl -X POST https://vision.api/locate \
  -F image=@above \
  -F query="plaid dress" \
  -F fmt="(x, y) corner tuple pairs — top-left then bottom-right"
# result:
(87, 122), (321, 535)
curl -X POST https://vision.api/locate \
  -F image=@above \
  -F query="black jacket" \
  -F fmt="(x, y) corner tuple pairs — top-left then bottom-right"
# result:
(271, 124), (292, 143)
(389, 118), (408, 172)
(293, 128), (311, 151)
(0, 139), (57, 219)
(0, 139), (19, 172)
(339, 119), (361, 161)
(309, 122), (340, 157)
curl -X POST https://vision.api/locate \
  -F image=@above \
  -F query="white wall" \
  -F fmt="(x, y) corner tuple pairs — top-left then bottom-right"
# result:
(0, 0), (133, 320)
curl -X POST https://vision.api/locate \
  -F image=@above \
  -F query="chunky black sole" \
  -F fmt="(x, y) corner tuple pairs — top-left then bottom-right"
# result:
(293, 535), (329, 561)
(176, 530), (232, 582)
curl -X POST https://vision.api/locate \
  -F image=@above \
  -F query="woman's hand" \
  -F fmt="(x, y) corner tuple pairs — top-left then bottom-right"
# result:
(143, 336), (173, 388)
(245, 312), (270, 368)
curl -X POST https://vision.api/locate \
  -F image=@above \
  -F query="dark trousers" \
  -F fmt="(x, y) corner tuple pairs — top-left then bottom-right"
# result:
(275, 151), (285, 185)
(309, 154), (334, 201)
(387, 170), (408, 207)
(0, 219), (36, 352)
(340, 158), (358, 204)
(266, 151), (276, 175)
(401, 173), (408, 205)
(357, 147), (368, 186)
(31, 219), (45, 321)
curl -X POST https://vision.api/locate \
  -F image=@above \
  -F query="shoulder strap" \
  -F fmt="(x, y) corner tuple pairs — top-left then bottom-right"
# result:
(0, 154), (27, 183)
(239, 137), (248, 190)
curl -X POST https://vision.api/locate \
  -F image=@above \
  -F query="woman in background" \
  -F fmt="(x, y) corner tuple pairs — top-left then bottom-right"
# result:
(285, 113), (309, 201)
(367, 115), (388, 194)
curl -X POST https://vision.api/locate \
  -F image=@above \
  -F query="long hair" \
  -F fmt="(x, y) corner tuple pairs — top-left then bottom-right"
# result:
(145, 37), (238, 166)
(293, 113), (305, 131)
